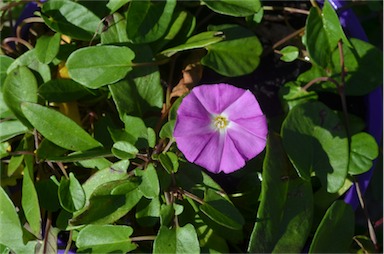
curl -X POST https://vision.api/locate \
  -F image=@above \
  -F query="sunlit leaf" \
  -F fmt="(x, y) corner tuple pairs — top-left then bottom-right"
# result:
(35, 33), (61, 64)
(202, 0), (261, 17)
(42, 0), (101, 41)
(67, 45), (135, 88)
(309, 200), (354, 253)
(3, 66), (38, 128)
(153, 224), (200, 253)
(125, 0), (176, 43)
(21, 102), (102, 151)
(76, 225), (137, 253)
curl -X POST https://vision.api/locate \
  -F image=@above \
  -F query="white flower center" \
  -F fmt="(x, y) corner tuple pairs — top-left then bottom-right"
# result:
(212, 115), (229, 130)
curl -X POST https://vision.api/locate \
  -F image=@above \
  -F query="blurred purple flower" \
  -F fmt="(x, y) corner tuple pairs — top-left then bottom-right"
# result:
(174, 83), (268, 173)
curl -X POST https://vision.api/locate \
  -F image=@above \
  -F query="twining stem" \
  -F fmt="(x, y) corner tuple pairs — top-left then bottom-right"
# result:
(354, 180), (379, 250)
(2, 37), (33, 50)
(263, 6), (310, 15)
(43, 212), (52, 254)
(272, 27), (305, 50)
(178, 188), (204, 205)
(130, 235), (157, 242)
(301, 76), (339, 91)
(337, 41), (351, 141)
(64, 230), (73, 254)
(16, 17), (44, 39)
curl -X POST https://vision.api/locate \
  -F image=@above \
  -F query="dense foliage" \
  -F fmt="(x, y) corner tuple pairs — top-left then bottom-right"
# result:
(0, 0), (382, 253)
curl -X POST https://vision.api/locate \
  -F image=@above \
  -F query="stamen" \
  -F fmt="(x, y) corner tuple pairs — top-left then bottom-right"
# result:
(213, 115), (229, 130)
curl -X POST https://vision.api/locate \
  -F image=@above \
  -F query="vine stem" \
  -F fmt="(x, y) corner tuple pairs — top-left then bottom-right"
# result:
(178, 188), (204, 205)
(64, 230), (73, 254)
(130, 235), (157, 242)
(263, 6), (310, 15)
(272, 26), (305, 50)
(354, 180), (379, 250)
(2, 37), (33, 50)
(301, 76), (339, 91)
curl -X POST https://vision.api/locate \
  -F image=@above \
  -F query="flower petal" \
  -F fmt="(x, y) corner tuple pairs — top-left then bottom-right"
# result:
(193, 132), (225, 173)
(227, 122), (267, 160)
(192, 84), (246, 114)
(174, 132), (216, 163)
(219, 134), (247, 173)
(173, 114), (212, 137)
(231, 116), (268, 139)
(222, 89), (264, 120)
(177, 92), (211, 120)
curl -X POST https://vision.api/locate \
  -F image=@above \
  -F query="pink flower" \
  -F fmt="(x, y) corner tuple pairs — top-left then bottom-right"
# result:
(173, 83), (268, 174)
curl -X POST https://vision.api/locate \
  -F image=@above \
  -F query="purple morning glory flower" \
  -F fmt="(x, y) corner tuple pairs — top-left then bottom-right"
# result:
(173, 83), (268, 174)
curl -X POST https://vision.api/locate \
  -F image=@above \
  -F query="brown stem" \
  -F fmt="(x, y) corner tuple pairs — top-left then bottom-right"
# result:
(301, 76), (339, 91)
(64, 230), (73, 254)
(263, 6), (310, 15)
(43, 212), (52, 254)
(355, 180), (379, 251)
(179, 188), (204, 205)
(16, 17), (44, 39)
(130, 235), (157, 242)
(2, 37), (33, 50)
(272, 27), (305, 50)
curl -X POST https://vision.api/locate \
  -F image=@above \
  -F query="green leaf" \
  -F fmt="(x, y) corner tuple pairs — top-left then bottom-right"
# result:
(21, 141), (41, 237)
(35, 33), (61, 64)
(43, 148), (110, 163)
(202, 0), (261, 17)
(3, 66), (38, 128)
(21, 102), (102, 151)
(349, 132), (379, 175)
(151, 9), (196, 53)
(76, 225), (137, 253)
(107, 0), (131, 13)
(67, 45), (135, 88)
(0, 55), (13, 85)
(279, 81), (318, 112)
(160, 204), (175, 226)
(7, 49), (51, 83)
(159, 120), (175, 139)
(0, 120), (28, 142)
(38, 79), (92, 102)
(0, 187), (25, 252)
(159, 152), (179, 173)
(41, 0), (101, 41)
(36, 179), (61, 212)
(71, 179), (142, 225)
(100, 13), (129, 44)
(136, 197), (161, 226)
(0, 142), (10, 159)
(160, 31), (225, 57)
(200, 189), (244, 230)
(248, 133), (313, 253)
(109, 44), (163, 117)
(322, 0), (351, 49)
(147, 128), (156, 148)
(36, 226), (59, 254)
(153, 224), (200, 254)
(137, 164), (160, 198)
(59, 172), (86, 212)
(281, 101), (349, 193)
(122, 115), (148, 142)
(112, 141), (138, 159)
(309, 200), (354, 253)
(333, 38), (383, 96)
(82, 164), (129, 202)
(280, 46), (299, 62)
(202, 24), (262, 77)
(304, 7), (331, 67)
(125, 0), (176, 43)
